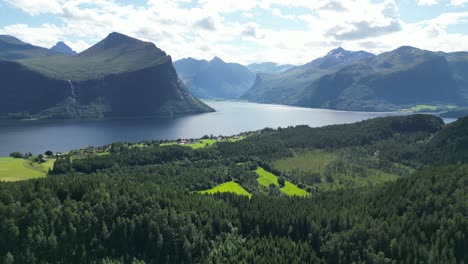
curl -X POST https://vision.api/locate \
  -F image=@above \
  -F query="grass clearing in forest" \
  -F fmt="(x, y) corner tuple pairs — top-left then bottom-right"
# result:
(199, 181), (251, 198)
(0, 157), (53, 182)
(280, 181), (308, 196)
(256, 167), (308, 197)
(256, 167), (279, 187)
(407, 104), (457, 112)
(161, 139), (218, 149)
(274, 150), (337, 175)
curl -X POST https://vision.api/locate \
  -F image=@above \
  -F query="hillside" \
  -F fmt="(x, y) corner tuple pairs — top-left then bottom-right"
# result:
(174, 57), (256, 99)
(0, 114), (466, 263)
(0, 35), (59, 60)
(242, 47), (375, 105)
(0, 33), (213, 118)
(246, 62), (294, 74)
(242, 46), (468, 111)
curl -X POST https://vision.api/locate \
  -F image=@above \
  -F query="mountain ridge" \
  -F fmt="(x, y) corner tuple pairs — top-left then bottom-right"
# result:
(0, 32), (213, 119)
(246, 62), (294, 74)
(242, 46), (468, 111)
(174, 56), (255, 99)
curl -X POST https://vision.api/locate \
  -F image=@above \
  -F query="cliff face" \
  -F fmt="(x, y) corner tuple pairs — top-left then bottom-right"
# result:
(72, 59), (212, 117)
(0, 33), (213, 119)
(0, 61), (70, 115)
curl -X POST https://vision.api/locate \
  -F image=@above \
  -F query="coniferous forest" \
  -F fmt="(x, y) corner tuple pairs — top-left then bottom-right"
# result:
(0, 115), (467, 263)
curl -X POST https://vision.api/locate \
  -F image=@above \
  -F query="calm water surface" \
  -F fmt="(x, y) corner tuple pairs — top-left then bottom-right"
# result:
(0, 101), (449, 156)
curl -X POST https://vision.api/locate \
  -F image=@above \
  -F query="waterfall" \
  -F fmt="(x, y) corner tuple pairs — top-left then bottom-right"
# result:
(68, 80), (77, 103)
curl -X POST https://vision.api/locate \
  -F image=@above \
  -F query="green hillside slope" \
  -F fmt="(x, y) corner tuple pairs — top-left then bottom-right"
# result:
(0, 33), (213, 118)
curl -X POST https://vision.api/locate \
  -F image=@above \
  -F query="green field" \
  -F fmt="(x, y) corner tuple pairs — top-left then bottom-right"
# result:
(199, 181), (251, 198)
(0, 157), (54, 182)
(161, 139), (218, 149)
(256, 167), (279, 187)
(38, 159), (56, 172)
(407, 104), (457, 112)
(280, 181), (308, 197)
(274, 150), (402, 191)
(274, 150), (337, 175)
(255, 167), (307, 196)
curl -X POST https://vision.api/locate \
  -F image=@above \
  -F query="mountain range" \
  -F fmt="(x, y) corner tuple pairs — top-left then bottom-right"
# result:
(174, 57), (255, 99)
(246, 62), (294, 74)
(2, 32), (468, 115)
(242, 47), (468, 111)
(0, 33), (213, 119)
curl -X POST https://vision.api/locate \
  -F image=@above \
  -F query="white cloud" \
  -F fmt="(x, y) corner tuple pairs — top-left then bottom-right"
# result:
(4, 0), (62, 15)
(417, 0), (439, 6)
(0, 0), (468, 65)
(451, 0), (468, 6)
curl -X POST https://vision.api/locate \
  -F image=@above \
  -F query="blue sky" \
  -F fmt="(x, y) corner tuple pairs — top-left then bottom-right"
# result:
(1, 0), (468, 64)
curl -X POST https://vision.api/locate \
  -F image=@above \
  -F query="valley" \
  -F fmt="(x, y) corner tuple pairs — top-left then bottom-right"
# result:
(2, 2), (468, 263)
(0, 114), (466, 263)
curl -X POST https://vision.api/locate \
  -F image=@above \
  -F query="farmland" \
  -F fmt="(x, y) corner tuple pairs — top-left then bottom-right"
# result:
(0, 157), (54, 182)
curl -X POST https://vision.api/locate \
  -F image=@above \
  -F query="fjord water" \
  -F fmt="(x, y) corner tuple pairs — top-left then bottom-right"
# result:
(0, 101), (425, 156)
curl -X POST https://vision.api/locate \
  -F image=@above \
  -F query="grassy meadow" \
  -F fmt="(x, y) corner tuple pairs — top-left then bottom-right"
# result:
(274, 150), (337, 175)
(255, 167), (308, 197)
(274, 150), (401, 192)
(199, 181), (251, 198)
(0, 157), (54, 182)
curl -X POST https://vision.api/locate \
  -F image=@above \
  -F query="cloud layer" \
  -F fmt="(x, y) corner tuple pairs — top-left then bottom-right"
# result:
(1, 0), (468, 65)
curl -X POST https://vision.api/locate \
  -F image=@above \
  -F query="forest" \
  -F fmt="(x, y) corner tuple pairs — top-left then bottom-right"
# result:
(0, 114), (467, 263)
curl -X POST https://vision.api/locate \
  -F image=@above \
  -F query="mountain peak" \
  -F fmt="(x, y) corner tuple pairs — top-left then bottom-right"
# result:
(50, 41), (76, 55)
(79, 32), (165, 58)
(211, 56), (224, 63)
(102, 32), (142, 45)
(327, 47), (346, 56)
(394, 46), (421, 54)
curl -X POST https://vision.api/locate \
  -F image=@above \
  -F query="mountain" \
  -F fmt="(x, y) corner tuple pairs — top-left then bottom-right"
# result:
(50, 41), (77, 55)
(241, 47), (375, 105)
(0, 35), (59, 60)
(174, 57), (256, 99)
(246, 62), (294, 74)
(0, 32), (213, 119)
(242, 46), (468, 111)
(440, 108), (468, 118)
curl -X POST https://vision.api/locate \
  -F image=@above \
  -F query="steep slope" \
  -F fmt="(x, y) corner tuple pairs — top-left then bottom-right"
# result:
(422, 115), (468, 164)
(243, 46), (468, 111)
(0, 35), (58, 60)
(242, 48), (375, 104)
(174, 57), (256, 99)
(50, 41), (77, 55)
(295, 47), (465, 111)
(246, 62), (294, 74)
(0, 33), (213, 118)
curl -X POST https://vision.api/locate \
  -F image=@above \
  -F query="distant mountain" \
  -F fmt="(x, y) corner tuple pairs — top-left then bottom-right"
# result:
(50, 41), (76, 55)
(242, 47), (468, 111)
(246, 62), (294, 74)
(0, 32), (213, 119)
(174, 57), (256, 99)
(242, 47), (375, 106)
(440, 108), (468, 118)
(0, 35), (59, 60)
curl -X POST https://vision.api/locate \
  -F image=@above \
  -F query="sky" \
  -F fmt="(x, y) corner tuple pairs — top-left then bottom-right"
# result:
(1, 0), (468, 65)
